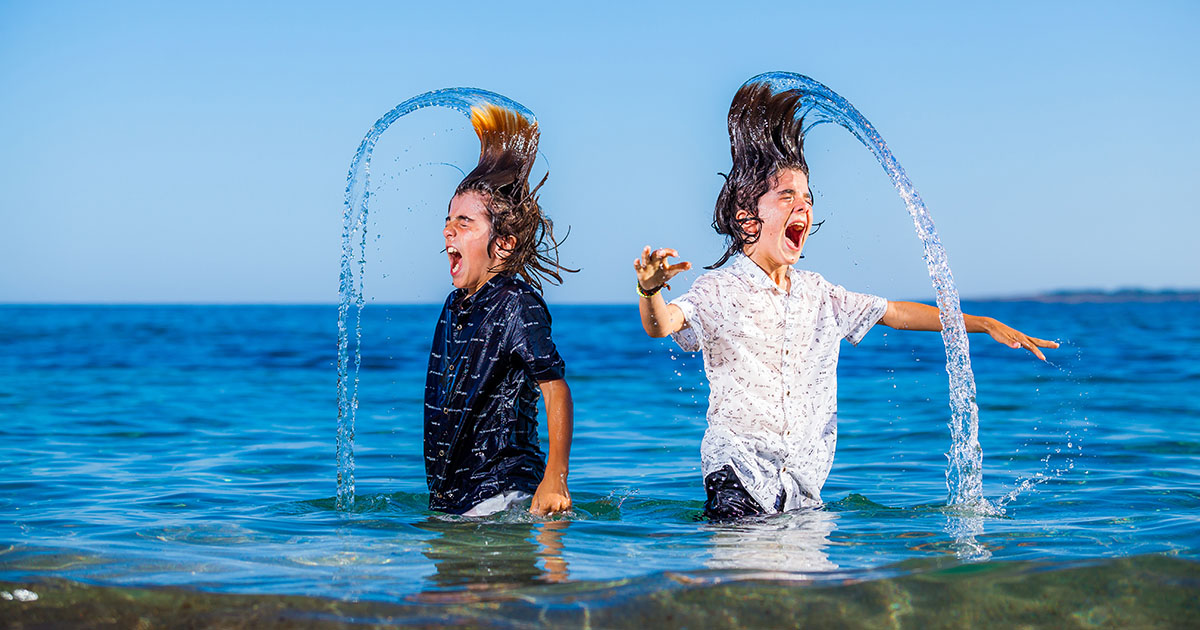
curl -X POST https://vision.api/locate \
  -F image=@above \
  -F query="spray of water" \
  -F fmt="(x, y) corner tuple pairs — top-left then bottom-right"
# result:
(748, 72), (986, 510)
(336, 88), (537, 510)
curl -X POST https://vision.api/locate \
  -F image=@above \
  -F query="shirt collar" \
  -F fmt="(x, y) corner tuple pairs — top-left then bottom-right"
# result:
(730, 252), (794, 294)
(452, 274), (510, 311)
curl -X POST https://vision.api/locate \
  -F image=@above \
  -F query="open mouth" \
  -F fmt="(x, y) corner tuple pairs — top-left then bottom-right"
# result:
(446, 246), (462, 276)
(785, 223), (806, 250)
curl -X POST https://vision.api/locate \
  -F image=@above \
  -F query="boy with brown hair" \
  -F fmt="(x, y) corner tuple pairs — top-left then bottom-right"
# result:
(426, 105), (575, 516)
(634, 82), (1058, 520)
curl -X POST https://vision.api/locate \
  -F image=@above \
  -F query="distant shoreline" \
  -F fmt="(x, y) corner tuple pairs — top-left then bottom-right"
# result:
(3, 289), (1200, 307)
(980, 289), (1200, 304)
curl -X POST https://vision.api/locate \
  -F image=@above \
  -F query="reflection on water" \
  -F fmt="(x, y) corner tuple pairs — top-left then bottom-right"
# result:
(5, 554), (1197, 629)
(414, 516), (570, 596)
(705, 509), (837, 577)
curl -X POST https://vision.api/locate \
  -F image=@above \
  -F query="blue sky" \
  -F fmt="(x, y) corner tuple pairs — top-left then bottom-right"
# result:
(1, 1), (1196, 303)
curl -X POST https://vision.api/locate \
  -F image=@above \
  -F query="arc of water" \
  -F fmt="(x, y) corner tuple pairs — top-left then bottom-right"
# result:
(336, 88), (537, 511)
(750, 72), (984, 508)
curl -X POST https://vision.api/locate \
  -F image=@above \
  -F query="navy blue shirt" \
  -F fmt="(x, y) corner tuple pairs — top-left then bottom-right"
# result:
(424, 275), (566, 514)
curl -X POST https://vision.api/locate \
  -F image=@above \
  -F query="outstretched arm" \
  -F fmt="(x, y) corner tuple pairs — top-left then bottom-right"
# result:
(635, 246), (691, 337)
(880, 300), (1060, 361)
(531, 378), (573, 515)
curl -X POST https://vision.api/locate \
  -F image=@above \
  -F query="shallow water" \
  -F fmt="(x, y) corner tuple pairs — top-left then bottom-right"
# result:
(1, 302), (1198, 625)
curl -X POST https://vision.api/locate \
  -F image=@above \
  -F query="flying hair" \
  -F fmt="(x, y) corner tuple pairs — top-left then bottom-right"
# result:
(709, 82), (813, 269)
(454, 104), (576, 292)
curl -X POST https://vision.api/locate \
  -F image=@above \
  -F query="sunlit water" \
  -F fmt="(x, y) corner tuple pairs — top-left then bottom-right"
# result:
(2, 303), (1198, 625)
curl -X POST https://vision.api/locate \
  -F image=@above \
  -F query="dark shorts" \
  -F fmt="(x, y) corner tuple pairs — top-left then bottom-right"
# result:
(703, 465), (785, 521)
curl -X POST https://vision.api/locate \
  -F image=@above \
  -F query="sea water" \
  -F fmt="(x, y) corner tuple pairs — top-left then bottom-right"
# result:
(1, 302), (1198, 626)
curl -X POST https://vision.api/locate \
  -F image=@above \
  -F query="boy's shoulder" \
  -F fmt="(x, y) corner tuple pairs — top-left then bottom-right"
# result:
(685, 260), (829, 290)
(492, 276), (549, 309)
(688, 264), (740, 288)
(683, 264), (841, 300)
(791, 267), (832, 288)
(442, 276), (551, 322)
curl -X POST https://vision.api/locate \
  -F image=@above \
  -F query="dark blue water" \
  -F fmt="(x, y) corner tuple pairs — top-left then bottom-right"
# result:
(1, 302), (1197, 625)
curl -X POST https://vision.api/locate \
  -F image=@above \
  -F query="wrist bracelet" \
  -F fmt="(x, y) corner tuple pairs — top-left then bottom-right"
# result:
(636, 281), (664, 298)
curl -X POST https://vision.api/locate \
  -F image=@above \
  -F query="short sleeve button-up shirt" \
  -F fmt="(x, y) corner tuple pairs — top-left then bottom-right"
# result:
(670, 253), (888, 512)
(424, 275), (565, 514)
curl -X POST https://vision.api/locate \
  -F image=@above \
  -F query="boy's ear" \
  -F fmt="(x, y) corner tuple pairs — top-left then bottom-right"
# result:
(735, 209), (759, 235)
(493, 234), (518, 260)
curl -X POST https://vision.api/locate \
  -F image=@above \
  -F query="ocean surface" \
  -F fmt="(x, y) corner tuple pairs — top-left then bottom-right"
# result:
(1, 302), (1197, 627)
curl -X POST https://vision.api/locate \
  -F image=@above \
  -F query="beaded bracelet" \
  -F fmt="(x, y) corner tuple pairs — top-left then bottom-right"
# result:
(636, 281), (664, 298)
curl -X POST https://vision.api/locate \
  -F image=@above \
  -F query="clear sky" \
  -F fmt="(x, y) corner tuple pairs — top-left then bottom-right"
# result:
(2, 1), (1197, 304)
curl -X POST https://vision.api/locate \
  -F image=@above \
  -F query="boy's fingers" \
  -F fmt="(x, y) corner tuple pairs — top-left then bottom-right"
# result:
(1016, 336), (1046, 361)
(531, 497), (569, 516)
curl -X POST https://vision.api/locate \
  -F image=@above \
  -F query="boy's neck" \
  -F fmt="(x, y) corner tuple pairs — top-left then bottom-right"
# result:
(462, 269), (502, 299)
(744, 250), (792, 292)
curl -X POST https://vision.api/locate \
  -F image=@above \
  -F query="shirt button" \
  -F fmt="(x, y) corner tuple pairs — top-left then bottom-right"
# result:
(439, 449), (445, 456)
(447, 364), (455, 372)
(455, 324), (463, 331)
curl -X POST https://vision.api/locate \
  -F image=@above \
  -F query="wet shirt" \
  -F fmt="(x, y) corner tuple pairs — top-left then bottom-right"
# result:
(670, 253), (888, 512)
(424, 275), (565, 514)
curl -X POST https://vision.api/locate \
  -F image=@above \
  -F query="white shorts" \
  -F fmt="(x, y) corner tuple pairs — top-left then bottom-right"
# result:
(461, 490), (532, 517)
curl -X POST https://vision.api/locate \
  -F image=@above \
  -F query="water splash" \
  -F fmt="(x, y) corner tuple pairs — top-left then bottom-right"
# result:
(748, 72), (985, 509)
(336, 88), (537, 510)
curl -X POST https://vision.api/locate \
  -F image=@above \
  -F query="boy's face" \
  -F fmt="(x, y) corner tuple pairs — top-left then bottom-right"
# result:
(444, 191), (505, 296)
(743, 167), (813, 268)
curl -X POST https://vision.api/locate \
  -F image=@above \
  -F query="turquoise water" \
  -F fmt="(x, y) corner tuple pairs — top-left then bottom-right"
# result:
(1, 302), (1198, 626)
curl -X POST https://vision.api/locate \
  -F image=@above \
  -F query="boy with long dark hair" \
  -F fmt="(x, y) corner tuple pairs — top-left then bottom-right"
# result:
(634, 82), (1057, 520)
(427, 105), (575, 516)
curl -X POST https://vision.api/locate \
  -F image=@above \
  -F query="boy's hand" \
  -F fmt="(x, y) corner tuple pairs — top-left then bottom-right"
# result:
(634, 246), (692, 293)
(531, 474), (571, 516)
(980, 317), (1060, 361)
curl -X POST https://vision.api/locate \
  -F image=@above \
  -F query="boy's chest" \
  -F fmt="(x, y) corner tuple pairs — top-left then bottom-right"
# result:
(723, 291), (832, 341)
(706, 290), (843, 374)
(435, 305), (512, 383)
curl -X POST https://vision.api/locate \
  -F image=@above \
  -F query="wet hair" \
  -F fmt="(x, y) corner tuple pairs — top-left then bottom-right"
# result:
(709, 82), (812, 269)
(454, 104), (576, 292)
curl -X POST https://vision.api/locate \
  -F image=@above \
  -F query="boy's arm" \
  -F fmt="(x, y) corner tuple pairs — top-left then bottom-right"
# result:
(880, 300), (1059, 361)
(635, 246), (691, 337)
(531, 378), (573, 515)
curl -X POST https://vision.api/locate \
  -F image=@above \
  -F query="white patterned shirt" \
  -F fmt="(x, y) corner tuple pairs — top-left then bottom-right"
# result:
(670, 253), (888, 512)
